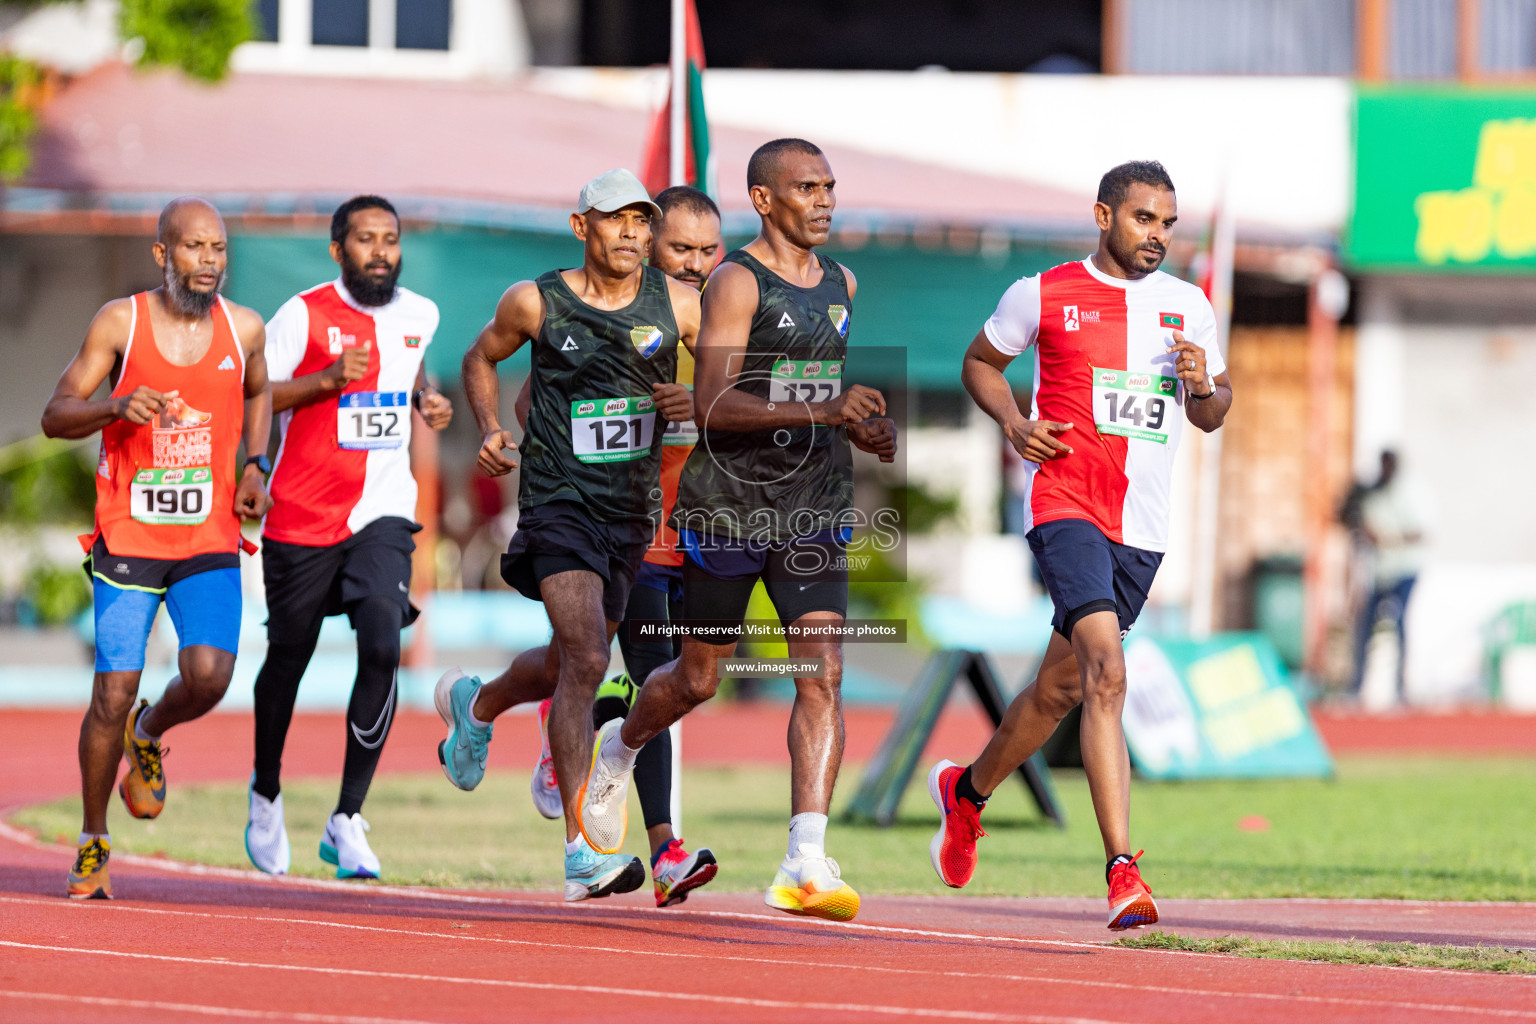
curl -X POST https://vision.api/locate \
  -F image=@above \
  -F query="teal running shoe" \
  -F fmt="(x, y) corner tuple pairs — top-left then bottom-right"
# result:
(564, 839), (645, 902)
(435, 668), (493, 791)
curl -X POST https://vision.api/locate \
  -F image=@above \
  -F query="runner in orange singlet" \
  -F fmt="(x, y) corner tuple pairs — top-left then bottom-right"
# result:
(41, 198), (272, 900)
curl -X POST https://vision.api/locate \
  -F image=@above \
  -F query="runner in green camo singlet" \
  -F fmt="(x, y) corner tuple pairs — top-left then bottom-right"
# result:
(520, 264), (679, 524)
(673, 249), (852, 542)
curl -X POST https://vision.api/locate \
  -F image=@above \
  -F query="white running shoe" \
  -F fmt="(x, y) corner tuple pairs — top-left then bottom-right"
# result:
(244, 780), (289, 875)
(577, 718), (634, 854)
(319, 813), (380, 880)
(764, 843), (860, 922)
(530, 698), (563, 820)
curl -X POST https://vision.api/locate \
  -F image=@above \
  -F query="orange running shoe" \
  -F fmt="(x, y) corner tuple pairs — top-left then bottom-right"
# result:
(927, 759), (988, 888)
(67, 837), (111, 900)
(1107, 850), (1158, 930)
(765, 845), (860, 922)
(119, 699), (166, 819)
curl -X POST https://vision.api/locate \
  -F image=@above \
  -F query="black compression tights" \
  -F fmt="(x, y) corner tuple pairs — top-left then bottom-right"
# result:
(610, 582), (682, 832)
(251, 597), (402, 817)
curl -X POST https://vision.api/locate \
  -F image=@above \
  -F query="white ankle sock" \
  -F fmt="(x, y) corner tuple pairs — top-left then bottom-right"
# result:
(565, 837), (583, 855)
(133, 710), (159, 743)
(78, 831), (109, 846)
(601, 724), (641, 772)
(468, 684), (493, 727)
(787, 812), (828, 860)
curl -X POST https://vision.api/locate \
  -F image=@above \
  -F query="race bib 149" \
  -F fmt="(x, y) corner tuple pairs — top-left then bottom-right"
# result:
(1092, 367), (1177, 444)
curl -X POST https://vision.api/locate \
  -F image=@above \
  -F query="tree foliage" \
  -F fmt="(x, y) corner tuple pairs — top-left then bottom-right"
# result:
(119, 0), (256, 83)
(0, 0), (254, 182)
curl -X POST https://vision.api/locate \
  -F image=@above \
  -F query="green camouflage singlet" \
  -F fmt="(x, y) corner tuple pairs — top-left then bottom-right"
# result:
(673, 249), (854, 543)
(519, 265), (680, 525)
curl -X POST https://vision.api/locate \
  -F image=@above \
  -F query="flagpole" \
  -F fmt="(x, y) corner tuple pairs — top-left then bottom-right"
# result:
(1190, 192), (1234, 640)
(669, 0), (686, 187)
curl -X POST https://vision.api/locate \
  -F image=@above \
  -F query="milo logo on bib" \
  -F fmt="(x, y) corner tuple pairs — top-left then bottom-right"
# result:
(604, 398), (629, 415)
(577, 401), (596, 415)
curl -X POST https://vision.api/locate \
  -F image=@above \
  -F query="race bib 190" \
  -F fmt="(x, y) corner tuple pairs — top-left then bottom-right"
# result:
(338, 391), (408, 450)
(768, 359), (843, 404)
(130, 467), (213, 525)
(1092, 366), (1177, 444)
(571, 396), (657, 463)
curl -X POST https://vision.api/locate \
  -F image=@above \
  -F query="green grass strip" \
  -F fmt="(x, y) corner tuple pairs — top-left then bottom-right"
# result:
(1115, 930), (1536, 974)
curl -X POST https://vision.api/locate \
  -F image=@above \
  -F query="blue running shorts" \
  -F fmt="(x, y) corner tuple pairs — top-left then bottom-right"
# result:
(1026, 518), (1163, 641)
(93, 568), (242, 672)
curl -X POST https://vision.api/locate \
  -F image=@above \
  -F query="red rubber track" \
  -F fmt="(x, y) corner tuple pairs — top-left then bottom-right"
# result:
(2, 706), (1534, 1023)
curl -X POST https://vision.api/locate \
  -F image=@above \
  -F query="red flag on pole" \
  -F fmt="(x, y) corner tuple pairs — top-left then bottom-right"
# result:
(640, 0), (712, 196)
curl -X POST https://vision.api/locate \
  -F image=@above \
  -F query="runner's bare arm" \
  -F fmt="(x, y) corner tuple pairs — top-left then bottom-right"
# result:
(41, 299), (161, 439)
(233, 306), (274, 519)
(1167, 330), (1233, 432)
(271, 340), (371, 413)
(464, 281), (543, 476)
(961, 329), (1072, 464)
(650, 278), (702, 422)
(513, 377), (531, 433)
(694, 262), (883, 432)
(413, 362), (453, 430)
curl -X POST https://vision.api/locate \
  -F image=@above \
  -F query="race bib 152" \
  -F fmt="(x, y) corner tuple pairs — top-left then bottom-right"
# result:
(338, 391), (408, 450)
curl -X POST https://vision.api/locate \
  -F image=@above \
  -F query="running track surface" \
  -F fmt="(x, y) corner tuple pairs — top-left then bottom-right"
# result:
(3, 706), (1534, 1023)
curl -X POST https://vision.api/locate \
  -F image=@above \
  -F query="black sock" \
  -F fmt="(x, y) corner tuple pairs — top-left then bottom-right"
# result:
(335, 597), (402, 818)
(955, 766), (988, 808)
(1106, 853), (1133, 884)
(251, 631), (320, 802)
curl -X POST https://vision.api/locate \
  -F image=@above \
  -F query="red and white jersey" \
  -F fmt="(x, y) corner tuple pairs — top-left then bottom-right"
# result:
(263, 280), (438, 547)
(985, 257), (1225, 553)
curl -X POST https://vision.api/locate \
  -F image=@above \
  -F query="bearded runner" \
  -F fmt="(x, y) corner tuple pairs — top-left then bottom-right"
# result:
(41, 197), (273, 901)
(243, 195), (453, 882)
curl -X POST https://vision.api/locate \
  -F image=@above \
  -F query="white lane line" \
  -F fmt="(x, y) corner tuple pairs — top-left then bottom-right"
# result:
(5, 895), (1533, 1020)
(0, 939), (1108, 1024)
(0, 990), (448, 1024)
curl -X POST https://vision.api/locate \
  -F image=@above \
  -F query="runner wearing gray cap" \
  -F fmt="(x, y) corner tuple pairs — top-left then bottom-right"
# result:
(448, 168), (701, 902)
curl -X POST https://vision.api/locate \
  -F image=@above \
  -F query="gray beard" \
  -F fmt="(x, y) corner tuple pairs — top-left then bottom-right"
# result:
(165, 269), (222, 318)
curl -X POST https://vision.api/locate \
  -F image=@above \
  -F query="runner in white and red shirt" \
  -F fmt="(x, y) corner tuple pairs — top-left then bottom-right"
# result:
(244, 195), (453, 881)
(926, 162), (1233, 930)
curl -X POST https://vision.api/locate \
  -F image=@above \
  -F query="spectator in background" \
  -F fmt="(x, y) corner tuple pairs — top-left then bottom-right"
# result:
(1350, 450), (1428, 700)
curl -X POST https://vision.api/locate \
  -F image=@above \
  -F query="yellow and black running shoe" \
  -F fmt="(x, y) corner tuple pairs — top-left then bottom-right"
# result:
(119, 699), (166, 819)
(67, 837), (111, 900)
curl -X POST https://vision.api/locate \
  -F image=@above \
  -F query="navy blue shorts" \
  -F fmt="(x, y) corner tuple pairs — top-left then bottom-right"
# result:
(1027, 518), (1162, 640)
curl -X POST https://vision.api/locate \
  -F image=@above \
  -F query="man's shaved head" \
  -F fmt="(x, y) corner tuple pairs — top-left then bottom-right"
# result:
(157, 197), (225, 245)
(747, 138), (825, 190)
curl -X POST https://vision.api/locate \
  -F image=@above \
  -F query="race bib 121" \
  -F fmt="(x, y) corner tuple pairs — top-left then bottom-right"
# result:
(571, 396), (657, 463)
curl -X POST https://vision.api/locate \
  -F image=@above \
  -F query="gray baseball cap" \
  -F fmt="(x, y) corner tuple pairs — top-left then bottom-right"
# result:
(577, 168), (662, 218)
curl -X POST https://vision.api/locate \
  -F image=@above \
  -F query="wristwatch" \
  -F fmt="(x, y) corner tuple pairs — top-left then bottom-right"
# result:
(244, 454), (272, 475)
(1188, 378), (1216, 400)
(413, 387), (432, 411)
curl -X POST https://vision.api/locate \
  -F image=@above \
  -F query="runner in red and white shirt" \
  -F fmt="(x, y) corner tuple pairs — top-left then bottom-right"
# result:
(244, 195), (453, 881)
(926, 162), (1233, 930)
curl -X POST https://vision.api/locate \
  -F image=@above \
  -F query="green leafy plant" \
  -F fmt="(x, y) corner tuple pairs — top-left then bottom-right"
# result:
(0, 55), (44, 183)
(23, 561), (90, 624)
(119, 0), (257, 82)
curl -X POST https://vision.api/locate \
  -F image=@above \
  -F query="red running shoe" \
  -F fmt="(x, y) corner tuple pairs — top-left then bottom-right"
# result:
(927, 759), (987, 888)
(1107, 850), (1159, 930)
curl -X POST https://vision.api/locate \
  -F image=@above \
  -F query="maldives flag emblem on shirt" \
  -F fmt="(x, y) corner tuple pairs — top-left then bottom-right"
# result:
(404, 336), (421, 348)
(1159, 313), (1183, 330)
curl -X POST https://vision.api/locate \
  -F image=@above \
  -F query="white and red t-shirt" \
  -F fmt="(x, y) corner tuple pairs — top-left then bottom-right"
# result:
(985, 257), (1225, 553)
(263, 280), (438, 547)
